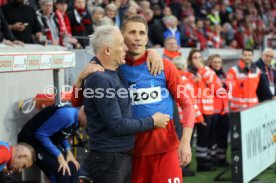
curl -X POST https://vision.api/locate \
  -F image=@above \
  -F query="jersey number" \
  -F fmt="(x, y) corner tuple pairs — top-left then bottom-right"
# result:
(168, 178), (180, 183)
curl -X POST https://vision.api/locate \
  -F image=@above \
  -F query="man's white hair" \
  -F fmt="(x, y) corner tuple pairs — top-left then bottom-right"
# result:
(89, 26), (120, 54)
(263, 48), (274, 55)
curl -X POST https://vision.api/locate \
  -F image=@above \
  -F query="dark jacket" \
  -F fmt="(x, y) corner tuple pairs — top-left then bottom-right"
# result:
(0, 7), (15, 42)
(256, 58), (275, 102)
(84, 58), (153, 153)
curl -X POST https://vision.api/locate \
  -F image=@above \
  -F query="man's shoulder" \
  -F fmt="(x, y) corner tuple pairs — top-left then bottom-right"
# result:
(87, 71), (111, 80)
(86, 71), (114, 87)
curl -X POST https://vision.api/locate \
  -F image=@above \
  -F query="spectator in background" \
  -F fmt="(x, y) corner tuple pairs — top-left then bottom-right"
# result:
(191, 0), (207, 19)
(123, 5), (138, 20)
(234, 24), (246, 49)
(163, 36), (181, 61)
(194, 19), (207, 49)
(256, 48), (276, 102)
(102, 3), (118, 26)
(219, 3), (231, 25)
(163, 6), (172, 16)
(143, 8), (154, 26)
(148, 11), (166, 47)
(227, 48), (261, 112)
(114, 0), (129, 27)
(91, 6), (104, 30)
(36, 0), (60, 45)
(0, 7), (24, 46)
(207, 4), (221, 25)
(151, 4), (163, 22)
(207, 54), (230, 167)
(2, 0), (42, 44)
(67, 0), (92, 47)
(139, 0), (150, 10)
(221, 22), (234, 47)
(179, 15), (196, 47)
(187, 48), (219, 171)
(209, 24), (224, 48)
(169, 0), (184, 20)
(55, 0), (82, 48)
(163, 15), (181, 46)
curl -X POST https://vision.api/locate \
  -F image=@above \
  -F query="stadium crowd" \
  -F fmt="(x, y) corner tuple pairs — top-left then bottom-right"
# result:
(0, 0), (276, 49)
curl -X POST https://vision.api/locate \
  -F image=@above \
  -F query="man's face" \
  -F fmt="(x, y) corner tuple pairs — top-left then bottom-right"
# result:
(262, 50), (275, 66)
(74, 0), (86, 9)
(242, 50), (253, 64)
(42, 2), (53, 16)
(9, 151), (32, 172)
(164, 38), (178, 52)
(109, 30), (128, 66)
(122, 22), (148, 58)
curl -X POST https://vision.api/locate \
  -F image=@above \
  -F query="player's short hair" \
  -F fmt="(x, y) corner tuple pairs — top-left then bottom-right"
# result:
(121, 15), (148, 33)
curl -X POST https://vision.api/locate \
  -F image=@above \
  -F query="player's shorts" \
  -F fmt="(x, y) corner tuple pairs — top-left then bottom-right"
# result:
(131, 149), (182, 183)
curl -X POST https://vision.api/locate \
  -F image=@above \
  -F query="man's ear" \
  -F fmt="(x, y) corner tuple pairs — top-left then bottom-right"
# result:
(104, 45), (111, 56)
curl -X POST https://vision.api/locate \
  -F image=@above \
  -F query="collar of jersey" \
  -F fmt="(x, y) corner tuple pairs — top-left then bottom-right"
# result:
(126, 52), (148, 66)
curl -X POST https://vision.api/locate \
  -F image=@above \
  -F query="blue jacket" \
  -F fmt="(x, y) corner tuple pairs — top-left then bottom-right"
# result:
(18, 105), (79, 157)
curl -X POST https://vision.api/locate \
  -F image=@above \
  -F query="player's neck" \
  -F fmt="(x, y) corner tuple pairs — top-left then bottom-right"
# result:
(126, 52), (146, 61)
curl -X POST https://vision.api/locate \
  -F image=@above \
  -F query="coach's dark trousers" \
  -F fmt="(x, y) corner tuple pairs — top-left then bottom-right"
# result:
(85, 151), (132, 183)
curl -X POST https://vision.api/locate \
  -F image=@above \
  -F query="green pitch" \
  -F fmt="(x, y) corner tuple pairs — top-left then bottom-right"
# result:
(184, 148), (276, 183)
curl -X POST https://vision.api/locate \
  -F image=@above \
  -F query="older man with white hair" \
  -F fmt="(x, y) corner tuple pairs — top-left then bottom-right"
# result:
(83, 25), (170, 183)
(256, 48), (276, 102)
(36, 0), (60, 45)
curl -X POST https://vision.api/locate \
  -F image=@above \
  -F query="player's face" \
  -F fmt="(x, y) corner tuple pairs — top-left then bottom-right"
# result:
(9, 152), (32, 172)
(122, 22), (148, 59)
